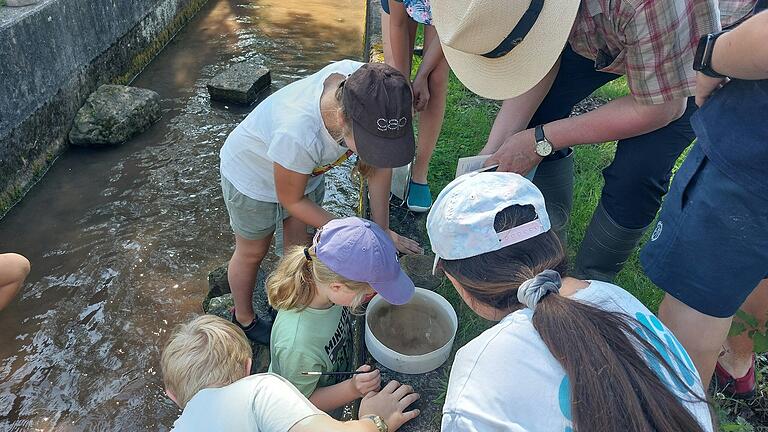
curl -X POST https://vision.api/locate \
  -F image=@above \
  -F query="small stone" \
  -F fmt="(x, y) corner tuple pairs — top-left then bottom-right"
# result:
(205, 294), (235, 319)
(6, 0), (39, 6)
(207, 62), (271, 105)
(401, 254), (443, 290)
(69, 85), (161, 147)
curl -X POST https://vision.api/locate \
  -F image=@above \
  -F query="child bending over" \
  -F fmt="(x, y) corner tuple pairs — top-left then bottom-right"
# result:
(267, 217), (415, 413)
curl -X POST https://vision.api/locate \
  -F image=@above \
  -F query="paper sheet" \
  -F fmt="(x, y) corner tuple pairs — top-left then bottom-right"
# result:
(455, 155), (498, 178)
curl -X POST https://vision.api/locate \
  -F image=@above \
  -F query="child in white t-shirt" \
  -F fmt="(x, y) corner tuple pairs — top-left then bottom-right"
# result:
(267, 217), (415, 414)
(219, 60), (422, 346)
(426, 172), (714, 432)
(160, 314), (420, 431)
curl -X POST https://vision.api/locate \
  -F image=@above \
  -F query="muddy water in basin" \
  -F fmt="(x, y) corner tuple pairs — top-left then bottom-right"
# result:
(368, 296), (454, 356)
(0, 0), (363, 430)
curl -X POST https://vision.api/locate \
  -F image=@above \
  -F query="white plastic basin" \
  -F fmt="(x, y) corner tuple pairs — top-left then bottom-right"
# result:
(365, 287), (458, 374)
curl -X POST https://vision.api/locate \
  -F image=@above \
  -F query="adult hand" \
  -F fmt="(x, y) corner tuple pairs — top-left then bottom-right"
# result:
(351, 364), (381, 397)
(412, 74), (430, 112)
(695, 71), (729, 107)
(484, 128), (542, 174)
(359, 380), (421, 431)
(388, 230), (423, 255)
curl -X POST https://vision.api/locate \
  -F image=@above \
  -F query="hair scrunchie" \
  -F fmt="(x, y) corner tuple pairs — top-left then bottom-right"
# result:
(303, 247), (312, 262)
(517, 270), (562, 312)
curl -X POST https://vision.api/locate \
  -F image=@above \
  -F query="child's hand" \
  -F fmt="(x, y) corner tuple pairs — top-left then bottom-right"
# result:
(359, 380), (420, 431)
(351, 364), (381, 397)
(387, 230), (423, 255)
(412, 75), (430, 112)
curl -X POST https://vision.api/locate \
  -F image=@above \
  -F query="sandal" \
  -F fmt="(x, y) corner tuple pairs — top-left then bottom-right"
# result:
(713, 354), (756, 399)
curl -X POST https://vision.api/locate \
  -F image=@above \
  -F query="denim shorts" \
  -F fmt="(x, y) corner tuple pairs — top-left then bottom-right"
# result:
(640, 144), (768, 318)
(221, 176), (325, 246)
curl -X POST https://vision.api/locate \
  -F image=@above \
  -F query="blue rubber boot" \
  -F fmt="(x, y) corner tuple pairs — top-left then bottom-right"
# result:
(406, 181), (432, 212)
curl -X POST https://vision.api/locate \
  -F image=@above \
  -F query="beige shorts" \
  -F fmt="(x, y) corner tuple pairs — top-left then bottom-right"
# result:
(221, 176), (325, 249)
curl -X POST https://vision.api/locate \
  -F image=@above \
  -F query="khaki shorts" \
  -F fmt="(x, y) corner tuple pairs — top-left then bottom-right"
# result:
(221, 177), (325, 249)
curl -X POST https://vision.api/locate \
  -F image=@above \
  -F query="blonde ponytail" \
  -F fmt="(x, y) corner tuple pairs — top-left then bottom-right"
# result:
(267, 246), (315, 311)
(267, 245), (373, 312)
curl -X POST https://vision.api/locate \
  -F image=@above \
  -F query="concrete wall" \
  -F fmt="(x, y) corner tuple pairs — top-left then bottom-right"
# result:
(0, 0), (208, 215)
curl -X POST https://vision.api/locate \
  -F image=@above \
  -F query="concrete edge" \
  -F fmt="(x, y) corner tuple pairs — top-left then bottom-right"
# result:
(0, 0), (210, 218)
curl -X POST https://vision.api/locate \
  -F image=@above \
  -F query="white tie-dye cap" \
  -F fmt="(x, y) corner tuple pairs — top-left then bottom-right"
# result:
(426, 172), (551, 273)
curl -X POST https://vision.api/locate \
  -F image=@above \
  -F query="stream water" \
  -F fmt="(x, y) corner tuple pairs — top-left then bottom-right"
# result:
(0, 0), (364, 429)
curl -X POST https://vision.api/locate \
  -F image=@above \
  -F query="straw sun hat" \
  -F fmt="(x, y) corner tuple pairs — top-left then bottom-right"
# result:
(431, 0), (581, 100)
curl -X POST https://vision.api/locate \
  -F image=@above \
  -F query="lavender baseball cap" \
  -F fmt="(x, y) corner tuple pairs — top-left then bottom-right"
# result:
(314, 217), (415, 305)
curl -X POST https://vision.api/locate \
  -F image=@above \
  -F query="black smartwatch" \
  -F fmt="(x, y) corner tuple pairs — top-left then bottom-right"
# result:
(693, 31), (728, 78)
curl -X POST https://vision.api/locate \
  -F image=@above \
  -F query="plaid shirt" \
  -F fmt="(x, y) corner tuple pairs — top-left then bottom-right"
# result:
(569, 0), (755, 104)
(720, 0), (759, 26)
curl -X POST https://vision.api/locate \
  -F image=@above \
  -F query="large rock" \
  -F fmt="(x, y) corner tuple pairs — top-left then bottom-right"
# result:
(69, 85), (161, 147)
(207, 62), (271, 105)
(401, 254), (443, 290)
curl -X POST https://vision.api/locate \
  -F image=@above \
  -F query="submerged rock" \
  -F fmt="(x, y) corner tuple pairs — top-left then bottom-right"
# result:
(207, 62), (271, 105)
(6, 0), (39, 6)
(69, 85), (161, 147)
(204, 263), (271, 323)
(207, 263), (230, 298)
(206, 293), (235, 319)
(401, 254), (443, 290)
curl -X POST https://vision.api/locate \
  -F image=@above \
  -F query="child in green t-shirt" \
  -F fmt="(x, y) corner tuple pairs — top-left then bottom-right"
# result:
(267, 217), (416, 414)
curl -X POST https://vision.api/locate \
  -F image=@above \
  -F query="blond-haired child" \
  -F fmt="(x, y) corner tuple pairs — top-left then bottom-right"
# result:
(161, 314), (420, 431)
(267, 217), (415, 414)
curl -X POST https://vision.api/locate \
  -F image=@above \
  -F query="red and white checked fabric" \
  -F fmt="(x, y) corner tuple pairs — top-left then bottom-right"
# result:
(568, 0), (755, 105)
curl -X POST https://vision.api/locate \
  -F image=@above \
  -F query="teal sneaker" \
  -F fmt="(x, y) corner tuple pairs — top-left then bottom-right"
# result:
(406, 181), (432, 212)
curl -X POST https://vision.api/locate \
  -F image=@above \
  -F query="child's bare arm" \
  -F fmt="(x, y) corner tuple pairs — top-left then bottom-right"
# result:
(0, 253), (30, 311)
(274, 163), (335, 228)
(294, 380), (420, 432)
(368, 168), (422, 255)
(308, 379), (360, 412)
(308, 365), (381, 412)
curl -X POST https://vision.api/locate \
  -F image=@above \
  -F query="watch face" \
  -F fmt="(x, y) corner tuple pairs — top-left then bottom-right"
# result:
(536, 139), (552, 157)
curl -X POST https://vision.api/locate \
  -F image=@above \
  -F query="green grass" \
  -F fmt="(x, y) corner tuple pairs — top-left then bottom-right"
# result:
(410, 48), (764, 429)
(419, 70), (662, 311)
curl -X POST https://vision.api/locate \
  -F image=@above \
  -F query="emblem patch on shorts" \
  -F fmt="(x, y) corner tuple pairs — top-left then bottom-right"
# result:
(651, 221), (663, 241)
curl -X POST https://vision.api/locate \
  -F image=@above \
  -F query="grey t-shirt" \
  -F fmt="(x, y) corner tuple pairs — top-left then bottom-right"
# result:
(171, 373), (322, 431)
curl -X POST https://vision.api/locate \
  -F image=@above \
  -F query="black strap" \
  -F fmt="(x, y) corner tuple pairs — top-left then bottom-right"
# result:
(482, 0), (545, 59)
(303, 247), (312, 261)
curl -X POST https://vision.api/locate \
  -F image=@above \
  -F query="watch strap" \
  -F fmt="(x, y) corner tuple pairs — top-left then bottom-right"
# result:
(363, 415), (389, 432)
(698, 32), (728, 78)
(535, 124), (545, 142)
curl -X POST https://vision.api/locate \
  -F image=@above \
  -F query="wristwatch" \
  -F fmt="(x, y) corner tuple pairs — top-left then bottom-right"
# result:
(534, 125), (554, 157)
(363, 415), (389, 432)
(693, 31), (728, 78)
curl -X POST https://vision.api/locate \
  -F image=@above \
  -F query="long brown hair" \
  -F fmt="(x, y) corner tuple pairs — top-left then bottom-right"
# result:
(439, 204), (709, 432)
(267, 245), (371, 312)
